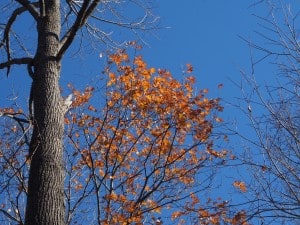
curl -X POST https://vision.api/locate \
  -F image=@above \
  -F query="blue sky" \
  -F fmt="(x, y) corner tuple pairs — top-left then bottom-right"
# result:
(1, 0), (299, 224)
(144, 1), (263, 95)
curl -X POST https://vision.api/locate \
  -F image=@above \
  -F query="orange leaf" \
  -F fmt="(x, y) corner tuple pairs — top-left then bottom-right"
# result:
(233, 181), (247, 192)
(186, 63), (193, 73)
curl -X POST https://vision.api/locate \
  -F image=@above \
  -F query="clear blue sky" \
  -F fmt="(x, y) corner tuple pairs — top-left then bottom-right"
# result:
(1, 1), (299, 224)
(144, 1), (264, 96)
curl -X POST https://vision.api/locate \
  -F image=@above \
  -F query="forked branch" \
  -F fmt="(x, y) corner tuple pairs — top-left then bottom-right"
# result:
(15, 0), (39, 20)
(0, 3), (38, 76)
(0, 57), (33, 70)
(57, 0), (100, 60)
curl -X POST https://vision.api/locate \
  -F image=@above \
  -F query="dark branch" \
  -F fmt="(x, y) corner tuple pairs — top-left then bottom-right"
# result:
(57, 0), (100, 60)
(0, 209), (20, 223)
(27, 61), (35, 79)
(0, 3), (38, 76)
(0, 113), (29, 123)
(0, 7), (26, 76)
(0, 3), (39, 49)
(0, 57), (33, 70)
(0, 111), (31, 145)
(15, 0), (39, 20)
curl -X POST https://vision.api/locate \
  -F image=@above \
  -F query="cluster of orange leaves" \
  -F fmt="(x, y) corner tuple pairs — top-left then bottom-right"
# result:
(63, 49), (242, 224)
(233, 181), (247, 193)
(171, 193), (249, 225)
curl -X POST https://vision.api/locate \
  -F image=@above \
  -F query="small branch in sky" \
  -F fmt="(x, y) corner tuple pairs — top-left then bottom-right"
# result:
(15, 0), (39, 20)
(0, 57), (33, 72)
(0, 4), (37, 76)
(57, 0), (100, 60)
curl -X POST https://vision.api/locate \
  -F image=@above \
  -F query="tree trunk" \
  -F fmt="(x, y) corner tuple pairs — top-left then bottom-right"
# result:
(25, 1), (65, 225)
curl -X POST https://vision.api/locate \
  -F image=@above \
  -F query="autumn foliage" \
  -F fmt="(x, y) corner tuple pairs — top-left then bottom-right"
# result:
(0, 49), (248, 224)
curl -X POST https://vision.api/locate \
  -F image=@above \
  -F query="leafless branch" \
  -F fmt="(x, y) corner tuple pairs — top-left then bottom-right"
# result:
(0, 57), (33, 70)
(58, 0), (100, 60)
(0, 208), (20, 223)
(15, 0), (39, 20)
(0, 3), (37, 76)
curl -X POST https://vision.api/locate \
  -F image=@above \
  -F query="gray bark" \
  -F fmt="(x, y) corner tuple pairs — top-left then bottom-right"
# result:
(25, 1), (65, 224)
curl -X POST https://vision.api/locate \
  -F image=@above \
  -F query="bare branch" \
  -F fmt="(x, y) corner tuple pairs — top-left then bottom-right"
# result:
(0, 57), (33, 70)
(0, 111), (29, 124)
(57, 0), (100, 60)
(1, 7), (25, 75)
(0, 3), (38, 76)
(234, 3), (300, 223)
(0, 209), (20, 223)
(15, 0), (39, 20)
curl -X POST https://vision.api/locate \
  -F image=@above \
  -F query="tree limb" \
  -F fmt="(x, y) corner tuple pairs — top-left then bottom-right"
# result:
(0, 7), (25, 76)
(0, 57), (33, 70)
(0, 4), (38, 76)
(0, 209), (20, 223)
(15, 0), (39, 20)
(57, 0), (100, 60)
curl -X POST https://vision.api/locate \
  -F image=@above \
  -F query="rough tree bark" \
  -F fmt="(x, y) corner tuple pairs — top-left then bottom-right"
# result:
(25, 1), (65, 225)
